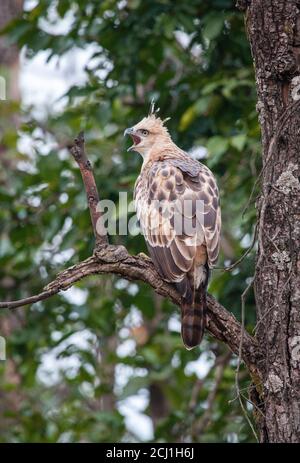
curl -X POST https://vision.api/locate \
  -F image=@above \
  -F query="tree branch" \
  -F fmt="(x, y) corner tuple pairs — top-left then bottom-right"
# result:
(68, 131), (108, 246)
(0, 246), (260, 370)
(0, 132), (261, 373)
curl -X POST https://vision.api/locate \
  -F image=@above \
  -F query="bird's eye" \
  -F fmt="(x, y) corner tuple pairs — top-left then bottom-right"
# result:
(139, 129), (149, 136)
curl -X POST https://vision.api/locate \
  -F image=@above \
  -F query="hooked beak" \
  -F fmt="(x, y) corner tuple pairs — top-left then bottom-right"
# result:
(124, 127), (141, 151)
(124, 127), (133, 136)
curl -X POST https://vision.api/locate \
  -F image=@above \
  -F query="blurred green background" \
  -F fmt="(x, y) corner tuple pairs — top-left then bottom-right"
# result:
(0, 0), (260, 443)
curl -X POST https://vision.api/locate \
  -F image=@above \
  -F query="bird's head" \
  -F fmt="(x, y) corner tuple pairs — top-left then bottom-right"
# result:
(124, 103), (171, 158)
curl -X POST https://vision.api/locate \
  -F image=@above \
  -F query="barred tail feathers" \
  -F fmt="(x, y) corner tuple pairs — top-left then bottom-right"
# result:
(181, 289), (207, 350)
(177, 264), (209, 350)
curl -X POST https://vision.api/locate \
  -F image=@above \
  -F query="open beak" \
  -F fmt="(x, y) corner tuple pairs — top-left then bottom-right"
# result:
(124, 127), (141, 151)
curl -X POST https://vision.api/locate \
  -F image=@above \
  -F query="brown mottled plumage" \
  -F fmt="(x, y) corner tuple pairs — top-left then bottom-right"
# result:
(124, 107), (221, 349)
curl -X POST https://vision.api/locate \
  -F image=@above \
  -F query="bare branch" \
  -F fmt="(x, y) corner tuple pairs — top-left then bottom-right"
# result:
(68, 132), (108, 246)
(0, 244), (260, 370)
(0, 288), (59, 310)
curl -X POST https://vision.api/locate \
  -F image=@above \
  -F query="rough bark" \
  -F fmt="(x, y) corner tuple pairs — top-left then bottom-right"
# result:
(243, 0), (300, 443)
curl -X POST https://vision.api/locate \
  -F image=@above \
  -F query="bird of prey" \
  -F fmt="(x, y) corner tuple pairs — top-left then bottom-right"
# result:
(124, 104), (221, 349)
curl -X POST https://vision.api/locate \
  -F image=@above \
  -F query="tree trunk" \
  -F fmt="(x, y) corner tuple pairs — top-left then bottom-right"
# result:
(241, 0), (300, 443)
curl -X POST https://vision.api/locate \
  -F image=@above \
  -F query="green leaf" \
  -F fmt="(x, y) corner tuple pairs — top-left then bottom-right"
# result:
(202, 14), (224, 41)
(206, 136), (229, 166)
(179, 106), (197, 131)
(231, 134), (247, 152)
(119, 376), (149, 400)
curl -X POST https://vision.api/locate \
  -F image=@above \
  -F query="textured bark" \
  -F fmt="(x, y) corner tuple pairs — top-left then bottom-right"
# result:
(244, 0), (300, 443)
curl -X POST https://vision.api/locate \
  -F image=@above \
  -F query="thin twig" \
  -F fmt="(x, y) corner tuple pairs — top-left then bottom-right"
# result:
(188, 351), (230, 413)
(234, 277), (259, 441)
(0, 288), (59, 310)
(215, 224), (258, 272)
(192, 351), (232, 437)
(242, 174), (263, 219)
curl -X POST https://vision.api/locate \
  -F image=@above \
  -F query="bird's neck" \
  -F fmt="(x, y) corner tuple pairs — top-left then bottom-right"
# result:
(141, 138), (185, 170)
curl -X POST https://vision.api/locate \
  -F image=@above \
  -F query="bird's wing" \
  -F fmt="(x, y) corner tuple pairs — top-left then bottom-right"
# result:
(135, 158), (221, 285)
(167, 158), (221, 266)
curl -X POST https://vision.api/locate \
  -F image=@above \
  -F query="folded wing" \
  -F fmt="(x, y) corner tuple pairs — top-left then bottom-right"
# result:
(134, 158), (221, 291)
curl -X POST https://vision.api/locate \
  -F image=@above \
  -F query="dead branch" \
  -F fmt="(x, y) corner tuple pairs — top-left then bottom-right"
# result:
(68, 131), (108, 246)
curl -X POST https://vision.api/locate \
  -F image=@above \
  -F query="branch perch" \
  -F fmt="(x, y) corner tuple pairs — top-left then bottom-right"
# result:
(0, 132), (261, 374)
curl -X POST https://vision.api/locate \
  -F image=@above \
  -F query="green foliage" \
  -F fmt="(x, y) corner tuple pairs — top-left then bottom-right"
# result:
(0, 0), (260, 442)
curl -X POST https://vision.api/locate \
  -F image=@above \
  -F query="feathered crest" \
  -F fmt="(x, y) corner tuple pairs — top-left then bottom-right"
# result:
(148, 98), (171, 125)
(148, 97), (160, 116)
